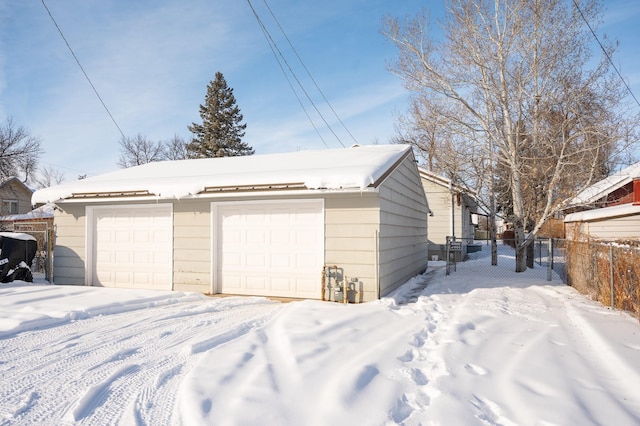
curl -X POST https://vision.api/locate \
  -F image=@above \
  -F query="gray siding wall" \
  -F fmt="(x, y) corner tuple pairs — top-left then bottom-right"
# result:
(378, 157), (429, 296)
(421, 178), (473, 260)
(422, 180), (451, 258)
(173, 200), (211, 293)
(0, 180), (32, 215)
(324, 193), (379, 302)
(53, 203), (86, 285)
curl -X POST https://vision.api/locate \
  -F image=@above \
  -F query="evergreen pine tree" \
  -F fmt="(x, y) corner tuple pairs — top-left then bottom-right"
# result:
(187, 72), (254, 158)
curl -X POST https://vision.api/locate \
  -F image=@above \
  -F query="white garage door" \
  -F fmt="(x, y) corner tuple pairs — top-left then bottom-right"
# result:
(89, 205), (172, 290)
(214, 200), (324, 299)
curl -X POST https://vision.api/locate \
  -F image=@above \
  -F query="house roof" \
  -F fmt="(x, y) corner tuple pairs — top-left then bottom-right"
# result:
(418, 168), (477, 195)
(569, 162), (640, 206)
(0, 176), (33, 194)
(32, 144), (413, 204)
(418, 168), (482, 213)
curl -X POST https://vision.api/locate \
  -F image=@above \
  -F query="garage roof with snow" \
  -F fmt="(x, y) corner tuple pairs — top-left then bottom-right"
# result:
(32, 144), (412, 204)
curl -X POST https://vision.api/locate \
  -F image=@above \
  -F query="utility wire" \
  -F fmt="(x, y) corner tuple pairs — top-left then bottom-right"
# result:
(261, 0), (358, 146)
(246, 0), (346, 148)
(248, 2), (329, 148)
(572, 0), (640, 109)
(41, 0), (127, 140)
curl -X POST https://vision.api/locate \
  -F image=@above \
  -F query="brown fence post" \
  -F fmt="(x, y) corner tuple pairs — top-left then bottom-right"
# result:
(609, 245), (614, 309)
(547, 238), (552, 282)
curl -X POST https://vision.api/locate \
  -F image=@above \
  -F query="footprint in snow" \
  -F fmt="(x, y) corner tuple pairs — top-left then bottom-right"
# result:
(465, 363), (488, 376)
(397, 348), (417, 362)
(409, 367), (429, 386)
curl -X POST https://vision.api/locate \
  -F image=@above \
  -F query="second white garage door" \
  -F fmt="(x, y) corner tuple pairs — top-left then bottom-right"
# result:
(88, 204), (172, 291)
(213, 200), (324, 299)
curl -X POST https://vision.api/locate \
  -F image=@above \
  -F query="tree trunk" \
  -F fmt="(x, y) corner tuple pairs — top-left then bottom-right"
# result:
(489, 212), (498, 266)
(526, 239), (535, 268)
(514, 220), (527, 272)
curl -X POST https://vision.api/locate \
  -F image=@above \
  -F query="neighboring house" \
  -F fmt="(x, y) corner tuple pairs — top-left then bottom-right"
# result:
(32, 144), (429, 302)
(0, 177), (33, 216)
(564, 162), (640, 240)
(419, 169), (479, 260)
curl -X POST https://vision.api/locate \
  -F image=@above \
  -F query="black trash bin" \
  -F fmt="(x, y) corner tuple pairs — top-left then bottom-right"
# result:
(0, 232), (37, 283)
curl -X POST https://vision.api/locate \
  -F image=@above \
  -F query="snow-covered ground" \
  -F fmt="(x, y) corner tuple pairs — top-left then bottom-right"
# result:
(1, 245), (639, 425)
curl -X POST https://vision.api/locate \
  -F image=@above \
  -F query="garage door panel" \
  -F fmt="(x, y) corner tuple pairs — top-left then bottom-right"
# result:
(222, 253), (243, 268)
(271, 230), (291, 245)
(296, 254), (317, 269)
(154, 251), (171, 263)
(246, 276), (267, 290)
(270, 254), (292, 269)
(91, 205), (172, 291)
(134, 273), (151, 285)
(246, 229), (267, 244)
(224, 276), (242, 290)
(115, 251), (131, 263)
(134, 251), (149, 263)
(271, 278), (293, 292)
(246, 253), (267, 268)
(216, 200), (323, 299)
(115, 231), (132, 243)
(115, 271), (131, 285)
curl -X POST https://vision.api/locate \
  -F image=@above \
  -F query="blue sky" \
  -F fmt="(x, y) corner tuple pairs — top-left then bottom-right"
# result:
(1, 0), (639, 181)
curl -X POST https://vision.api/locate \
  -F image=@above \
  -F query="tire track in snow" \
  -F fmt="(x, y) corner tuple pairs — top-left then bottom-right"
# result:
(0, 297), (282, 425)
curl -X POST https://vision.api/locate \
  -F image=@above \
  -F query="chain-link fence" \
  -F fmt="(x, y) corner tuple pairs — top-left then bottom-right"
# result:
(564, 239), (639, 319)
(444, 236), (560, 282)
(443, 236), (639, 319)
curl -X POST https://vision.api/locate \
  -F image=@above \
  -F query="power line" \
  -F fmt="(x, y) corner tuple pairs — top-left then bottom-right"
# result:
(246, 0), (346, 148)
(248, 2), (330, 148)
(245, 0), (329, 148)
(261, 0), (358, 146)
(572, 0), (640, 109)
(40, 0), (127, 140)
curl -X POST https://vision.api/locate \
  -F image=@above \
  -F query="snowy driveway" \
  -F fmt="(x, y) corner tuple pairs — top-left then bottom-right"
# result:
(1, 254), (640, 425)
(0, 289), (282, 425)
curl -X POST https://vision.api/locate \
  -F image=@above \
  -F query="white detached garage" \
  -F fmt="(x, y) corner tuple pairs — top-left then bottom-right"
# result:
(32, 144), (429, 302)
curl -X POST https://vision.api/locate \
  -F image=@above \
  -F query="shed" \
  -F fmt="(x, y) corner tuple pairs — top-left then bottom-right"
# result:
(32, 144), (429, 301)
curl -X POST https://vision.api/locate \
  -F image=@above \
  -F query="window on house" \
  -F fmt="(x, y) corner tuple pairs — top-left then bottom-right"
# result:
(2, 200), (18, 215)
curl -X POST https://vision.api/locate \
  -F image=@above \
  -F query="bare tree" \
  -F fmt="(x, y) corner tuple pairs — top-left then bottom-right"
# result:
(383, 0), (639, 271)
(34, 166), (65, 189)
(162, 135), (187, 160)
(117, 134), (165, 168)
(0, 117), (43, 184)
